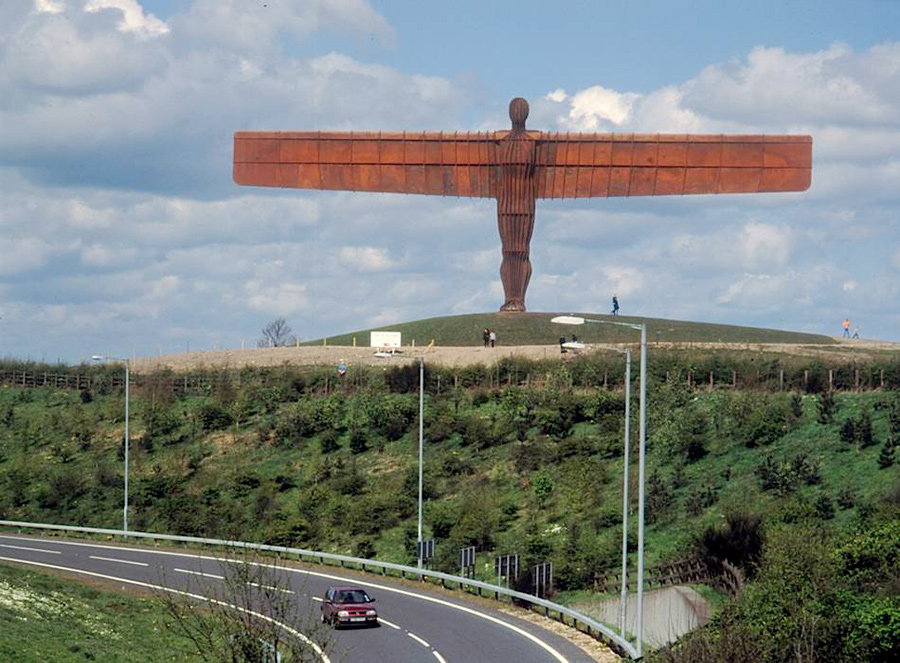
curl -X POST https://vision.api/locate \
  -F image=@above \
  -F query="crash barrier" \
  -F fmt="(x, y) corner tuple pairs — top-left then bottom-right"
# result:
(0, 519), (640, 659)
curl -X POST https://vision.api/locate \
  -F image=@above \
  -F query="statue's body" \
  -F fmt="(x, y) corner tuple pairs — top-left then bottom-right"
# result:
(234, 98), (811, 311)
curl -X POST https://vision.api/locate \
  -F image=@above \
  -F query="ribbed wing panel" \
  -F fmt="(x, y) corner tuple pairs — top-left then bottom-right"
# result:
(234, 131), (499, 198)
(534, 134), (812, 198)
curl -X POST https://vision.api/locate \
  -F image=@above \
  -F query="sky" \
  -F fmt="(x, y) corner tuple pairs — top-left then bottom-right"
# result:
(2, 0), (900, 363)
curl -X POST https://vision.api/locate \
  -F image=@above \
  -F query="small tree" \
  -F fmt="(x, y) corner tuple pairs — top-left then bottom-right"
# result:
(158, 551), (335, 663)
(258, 318), (298, 348)
(816, 390), (836, 424)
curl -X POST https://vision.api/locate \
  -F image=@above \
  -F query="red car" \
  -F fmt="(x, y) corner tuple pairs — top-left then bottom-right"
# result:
(321, 586), (379, 627)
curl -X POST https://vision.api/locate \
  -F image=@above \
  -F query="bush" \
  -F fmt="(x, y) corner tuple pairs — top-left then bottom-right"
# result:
(694, 511), (764, 576)
(196, 402), (232, 431)
(817, 390), (836, 424)
(319, 429), (340, 454)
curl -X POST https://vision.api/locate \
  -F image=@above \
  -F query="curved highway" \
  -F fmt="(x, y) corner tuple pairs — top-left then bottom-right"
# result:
(0, 534), (600, 663)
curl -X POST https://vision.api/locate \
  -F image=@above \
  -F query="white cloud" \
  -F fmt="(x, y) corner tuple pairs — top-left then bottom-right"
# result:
(245, 280), (310, 316)
(557, 85), (642, 131)
(84, 0), (169, 39)
(740, 223), (791, 267)
(34, 0), (64, 14)
(339, 246), (398, 273)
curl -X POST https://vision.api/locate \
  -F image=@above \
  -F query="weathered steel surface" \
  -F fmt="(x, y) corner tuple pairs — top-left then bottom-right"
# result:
(234, 98), (812, 311)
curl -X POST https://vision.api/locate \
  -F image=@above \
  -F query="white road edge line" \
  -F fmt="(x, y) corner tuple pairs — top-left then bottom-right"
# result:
(407, 632), (431, 648)
(0, 544), (61, 555)
(0, 556), (330, 663)
(378, 617), (401, 630)
(174, 568), (225, 580)
(89, 555), (148, 567)
(0, 535), (568, 663)
(433, 651), (448, 663)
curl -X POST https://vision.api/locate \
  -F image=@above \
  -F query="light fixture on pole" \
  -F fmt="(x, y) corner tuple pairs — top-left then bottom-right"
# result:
(551, 315), (647, 656)
(92, 354), (130, 532)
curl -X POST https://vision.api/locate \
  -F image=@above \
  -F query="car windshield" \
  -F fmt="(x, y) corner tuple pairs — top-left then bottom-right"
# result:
(335, 590), (370, 603)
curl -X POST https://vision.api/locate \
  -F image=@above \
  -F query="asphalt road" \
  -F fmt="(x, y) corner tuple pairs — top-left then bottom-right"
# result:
(0, 534), (599, 663)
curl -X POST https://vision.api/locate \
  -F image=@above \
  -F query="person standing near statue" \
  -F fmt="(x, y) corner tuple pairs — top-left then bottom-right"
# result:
(483, 328), (490, 347)
(612, 295), (620, 316)
(489, 330), (497, 348)
(842, 319), (850, 337)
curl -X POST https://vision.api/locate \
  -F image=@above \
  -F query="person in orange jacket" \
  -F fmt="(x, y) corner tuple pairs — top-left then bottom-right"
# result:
(842, 319), (850, 337)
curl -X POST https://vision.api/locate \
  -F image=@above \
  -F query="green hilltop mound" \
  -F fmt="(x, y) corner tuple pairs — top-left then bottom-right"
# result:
(308, 312), (837, 347)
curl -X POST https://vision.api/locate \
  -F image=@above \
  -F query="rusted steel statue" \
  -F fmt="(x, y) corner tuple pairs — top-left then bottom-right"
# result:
(234, 98), (811, 311)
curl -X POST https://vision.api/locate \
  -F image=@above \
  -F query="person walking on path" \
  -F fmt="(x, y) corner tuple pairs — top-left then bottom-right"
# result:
(483, 328), (490, 347)
(612, 295), (620, 316)
(842, 319), (850, 337)
(489, 330), (497, 348)
(852, 326), (860, 339)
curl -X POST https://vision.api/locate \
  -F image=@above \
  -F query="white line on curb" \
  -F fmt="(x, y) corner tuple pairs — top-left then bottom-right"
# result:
(433, 651), (448, 663)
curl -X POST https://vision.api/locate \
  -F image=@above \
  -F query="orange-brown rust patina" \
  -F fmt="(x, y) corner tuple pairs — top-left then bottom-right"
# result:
(234, 98), (812, 311)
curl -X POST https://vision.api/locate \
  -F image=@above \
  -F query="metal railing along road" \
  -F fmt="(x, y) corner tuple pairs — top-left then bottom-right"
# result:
(0, 519), (640, 659)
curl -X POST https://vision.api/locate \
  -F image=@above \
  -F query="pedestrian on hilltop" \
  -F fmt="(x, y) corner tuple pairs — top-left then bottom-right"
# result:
(489, 330), (496, 348)
(612, 295), (620, 316)
(482, 328), (490, 347)
(842, 319), (850, 338)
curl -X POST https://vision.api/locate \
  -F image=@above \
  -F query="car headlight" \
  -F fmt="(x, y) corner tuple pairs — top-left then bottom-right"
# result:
(366, 610), (377, 616)
(337, 610), (349, 618)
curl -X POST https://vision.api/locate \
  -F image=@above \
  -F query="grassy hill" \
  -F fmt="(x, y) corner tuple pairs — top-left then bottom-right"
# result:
(306, 312), (837, 347)
(1, 350), (898, 661)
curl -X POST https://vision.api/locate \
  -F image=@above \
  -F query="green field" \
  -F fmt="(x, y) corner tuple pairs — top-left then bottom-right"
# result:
(0, 564), (202, 663)
(306, 311), (838, 347)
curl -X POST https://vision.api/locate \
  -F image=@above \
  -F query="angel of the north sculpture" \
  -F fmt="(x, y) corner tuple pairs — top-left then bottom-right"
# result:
(234, 97), (811, 312)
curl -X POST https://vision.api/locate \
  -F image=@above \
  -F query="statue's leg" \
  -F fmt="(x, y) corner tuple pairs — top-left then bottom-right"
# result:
(497, 211), (534, 312)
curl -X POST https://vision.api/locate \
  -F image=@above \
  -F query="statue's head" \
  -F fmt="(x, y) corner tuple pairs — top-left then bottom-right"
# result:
(509, 97), (529, 129)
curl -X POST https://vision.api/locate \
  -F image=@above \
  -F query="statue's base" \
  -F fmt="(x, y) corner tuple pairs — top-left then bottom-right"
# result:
(499, 302), (526, 312)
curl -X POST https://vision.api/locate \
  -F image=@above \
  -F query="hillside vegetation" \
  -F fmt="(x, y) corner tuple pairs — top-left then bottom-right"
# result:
(1, 350), (899, 660)
(306, 311), (838, 347)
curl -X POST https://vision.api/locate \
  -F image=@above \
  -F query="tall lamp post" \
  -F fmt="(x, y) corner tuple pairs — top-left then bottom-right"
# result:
(551, 315), (647, 657)
(92, 355), (130, 532)
(417, 356), (425, 570)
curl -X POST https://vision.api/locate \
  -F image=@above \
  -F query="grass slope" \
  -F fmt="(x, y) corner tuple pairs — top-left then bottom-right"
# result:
(0, 564), (201, 662)
(307, 312), (837, 347)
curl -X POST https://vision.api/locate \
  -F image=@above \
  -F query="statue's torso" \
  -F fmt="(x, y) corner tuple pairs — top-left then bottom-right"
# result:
(497, 132), (536, 214)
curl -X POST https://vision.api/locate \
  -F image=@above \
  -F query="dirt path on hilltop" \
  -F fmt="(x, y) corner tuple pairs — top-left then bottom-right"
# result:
(130, 338), (899, 373)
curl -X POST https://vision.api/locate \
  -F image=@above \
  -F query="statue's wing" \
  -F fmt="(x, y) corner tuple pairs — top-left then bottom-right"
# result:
(234, 131), (499, 198)
(534, 134), (812, 198)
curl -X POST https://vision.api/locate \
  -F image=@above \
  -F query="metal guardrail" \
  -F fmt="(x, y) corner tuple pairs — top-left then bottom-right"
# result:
(0, 519), (639, 659)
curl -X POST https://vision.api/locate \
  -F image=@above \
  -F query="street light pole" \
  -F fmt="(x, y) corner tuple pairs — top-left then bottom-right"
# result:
(616, 347), (632, 637)
(417, 356), (424, 570)
(93, 355), (130, 532)
(551, 315), (647, 655)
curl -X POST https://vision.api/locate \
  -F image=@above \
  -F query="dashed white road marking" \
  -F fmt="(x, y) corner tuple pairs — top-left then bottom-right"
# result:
(0, 543), (61, 555)
(378, 617), (401, 630)
(433, 651), (448, 663)
(174, 568), (224, 580)
(0, 535), (569, 663)
(311, 596), (323, 602)
(248, 581), (294, 594)
(408, 632), (431, 648)
(89, 555), (148, 567)
(0, 556), (330, 663)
